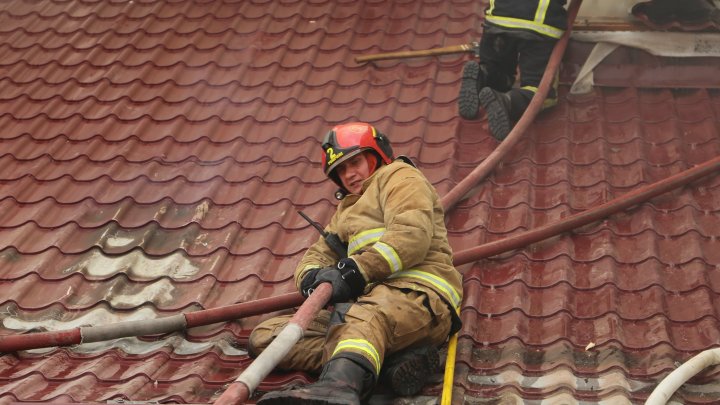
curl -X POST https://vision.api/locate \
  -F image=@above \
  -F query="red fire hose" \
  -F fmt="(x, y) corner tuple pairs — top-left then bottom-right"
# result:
(3, 1), (718, 403)
(3, 161), (717, 399)
(0, 291), (304, 353)
(440, 0), (583, 212)
(453, 155), (720, 264)
(3, 155), (718, 365)
(213, 283), (332, 405)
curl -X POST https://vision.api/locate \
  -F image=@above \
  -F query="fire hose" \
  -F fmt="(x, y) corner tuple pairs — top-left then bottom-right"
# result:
(0, 292), (304, 353)
(2, 154), (717, 396)
(3, 0), (716, 402)
(440, 0), (583, 212)
(209, 151), (720, 405)
(646, 348), (720, 405)
(213, 283), (333, 405)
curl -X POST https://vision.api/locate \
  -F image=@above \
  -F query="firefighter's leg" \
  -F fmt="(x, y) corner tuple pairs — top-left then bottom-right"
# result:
(323, 285), (452, 397)
(257, 355), (374, 405)
(377, 285), (452, 396)
(256, 285), (452, 403)
(517, 38), (558, 110)
(481, 33), (520, 92)
(247, 309), (331, 374)
(256, 301), (379, 405)
(459, 33), (517, 120)
(479, 38), (556, 140)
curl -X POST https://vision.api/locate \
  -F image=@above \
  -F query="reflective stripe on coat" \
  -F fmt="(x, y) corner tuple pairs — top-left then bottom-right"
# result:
(485, 0), (568, 39)
(295, 160), (463, 316)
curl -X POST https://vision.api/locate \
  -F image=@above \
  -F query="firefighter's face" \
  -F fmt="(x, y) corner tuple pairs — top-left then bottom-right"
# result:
(336, 152), (372, 195)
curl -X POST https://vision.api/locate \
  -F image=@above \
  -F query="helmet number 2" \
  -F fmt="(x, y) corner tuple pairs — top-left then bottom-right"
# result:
(326, 147), (344, 165)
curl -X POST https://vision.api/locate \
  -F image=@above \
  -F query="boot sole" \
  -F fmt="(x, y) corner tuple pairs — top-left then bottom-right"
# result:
(386, 346), (440, 396)
(478, 87), (512, 141)
(458, 61), (480, 120)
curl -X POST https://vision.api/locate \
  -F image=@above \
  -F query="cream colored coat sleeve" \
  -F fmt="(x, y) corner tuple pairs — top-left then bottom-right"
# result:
(352, 164), (435, 282)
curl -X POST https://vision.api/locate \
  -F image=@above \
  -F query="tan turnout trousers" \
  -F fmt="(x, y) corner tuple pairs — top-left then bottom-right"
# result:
(248, 283), (453, 375)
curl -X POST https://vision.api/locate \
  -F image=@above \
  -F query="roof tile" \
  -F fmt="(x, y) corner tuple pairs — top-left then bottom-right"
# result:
(1, 0), (719, 403)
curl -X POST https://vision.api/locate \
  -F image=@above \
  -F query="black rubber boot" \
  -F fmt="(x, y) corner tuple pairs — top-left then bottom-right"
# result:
(379, 345), (440, 397)
(478, 87), (513, 141)
(458, 60), (486, 120)
(257, 356), (375, 405)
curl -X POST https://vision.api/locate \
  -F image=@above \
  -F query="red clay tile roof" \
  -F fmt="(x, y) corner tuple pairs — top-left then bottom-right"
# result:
(1, 0), (719, 404)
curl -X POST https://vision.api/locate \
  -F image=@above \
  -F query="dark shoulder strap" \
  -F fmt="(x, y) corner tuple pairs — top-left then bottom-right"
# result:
(394, 155), (417, 168)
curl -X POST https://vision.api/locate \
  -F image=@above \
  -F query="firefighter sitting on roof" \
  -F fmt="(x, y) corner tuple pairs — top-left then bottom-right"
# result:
(248, 122), (463, 405)
(458, 0), (568, 141)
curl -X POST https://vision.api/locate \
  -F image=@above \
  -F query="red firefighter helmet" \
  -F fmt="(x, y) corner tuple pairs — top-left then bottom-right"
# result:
(321, 122), (394, 190)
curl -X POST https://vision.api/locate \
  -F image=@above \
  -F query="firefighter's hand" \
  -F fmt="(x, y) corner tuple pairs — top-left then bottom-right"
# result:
(309, 258), (366, 304)
(299, 268), (323, 297)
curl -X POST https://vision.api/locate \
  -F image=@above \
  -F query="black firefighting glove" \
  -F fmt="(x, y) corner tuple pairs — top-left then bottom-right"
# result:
(308, 258), (366, 304)
(299, 268), (323, 298)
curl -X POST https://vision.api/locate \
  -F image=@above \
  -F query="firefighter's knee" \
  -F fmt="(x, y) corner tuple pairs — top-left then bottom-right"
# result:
(247, 323), (274, 358)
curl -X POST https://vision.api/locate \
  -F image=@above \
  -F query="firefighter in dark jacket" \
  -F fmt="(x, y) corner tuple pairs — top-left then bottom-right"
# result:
(249, 122), (463, 405)
(458, 0), (568, 140)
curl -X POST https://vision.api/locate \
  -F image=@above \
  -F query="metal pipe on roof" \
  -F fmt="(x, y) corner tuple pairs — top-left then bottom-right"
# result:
(440, 0), (584, 212)
(0, 328), (81, 353)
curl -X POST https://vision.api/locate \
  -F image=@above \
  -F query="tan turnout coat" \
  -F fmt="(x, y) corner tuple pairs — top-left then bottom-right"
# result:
(249, 159), (463, 375)
(295, 159), (463, 315)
